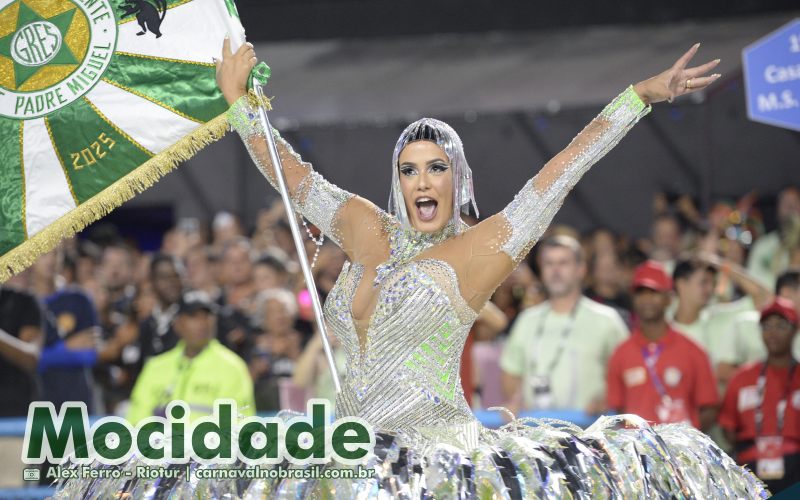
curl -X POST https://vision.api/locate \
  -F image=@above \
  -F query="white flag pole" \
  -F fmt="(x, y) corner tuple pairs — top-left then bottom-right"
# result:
(214, 0), (341, 393)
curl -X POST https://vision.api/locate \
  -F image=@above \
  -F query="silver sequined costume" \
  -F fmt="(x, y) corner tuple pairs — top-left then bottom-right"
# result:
(54, 87), (767, 499)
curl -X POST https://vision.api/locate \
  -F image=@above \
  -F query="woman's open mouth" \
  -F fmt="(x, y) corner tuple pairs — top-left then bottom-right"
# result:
(415, 197), (438, 222)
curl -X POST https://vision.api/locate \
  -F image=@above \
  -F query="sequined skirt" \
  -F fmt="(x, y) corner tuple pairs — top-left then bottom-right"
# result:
(53, 414), (768, 499)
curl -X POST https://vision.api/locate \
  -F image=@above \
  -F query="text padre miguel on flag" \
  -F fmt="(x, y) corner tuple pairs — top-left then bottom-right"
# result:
(0, 0), (269, 281)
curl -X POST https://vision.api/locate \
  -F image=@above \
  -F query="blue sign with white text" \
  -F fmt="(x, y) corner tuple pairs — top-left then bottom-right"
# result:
(742, 19), (800, 132)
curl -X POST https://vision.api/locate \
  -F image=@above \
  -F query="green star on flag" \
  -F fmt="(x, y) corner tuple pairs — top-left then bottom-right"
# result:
(0, 1), (78, 89)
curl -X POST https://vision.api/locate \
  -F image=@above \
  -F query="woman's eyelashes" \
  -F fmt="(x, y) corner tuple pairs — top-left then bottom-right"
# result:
(400, 163), (449, 176)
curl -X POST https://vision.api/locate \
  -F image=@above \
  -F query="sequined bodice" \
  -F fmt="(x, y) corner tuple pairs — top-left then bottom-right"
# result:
(324, 222), (480, 435)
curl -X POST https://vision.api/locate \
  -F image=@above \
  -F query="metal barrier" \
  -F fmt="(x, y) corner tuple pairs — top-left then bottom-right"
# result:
(0, 487), (56, 500)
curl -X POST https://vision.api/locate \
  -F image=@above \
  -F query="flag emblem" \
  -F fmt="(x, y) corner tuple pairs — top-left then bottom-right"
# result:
(0, 0), (260, 282)
(0, 0), (117, 119)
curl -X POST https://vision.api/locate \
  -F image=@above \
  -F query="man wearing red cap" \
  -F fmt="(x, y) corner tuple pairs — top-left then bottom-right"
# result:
(718, 297), (800, 493)
(606, 260), (719, 431)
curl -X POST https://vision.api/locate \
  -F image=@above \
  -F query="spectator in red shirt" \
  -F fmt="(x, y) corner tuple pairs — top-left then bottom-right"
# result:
(719, 297), (800, 493)
(607, 260), (719, 431)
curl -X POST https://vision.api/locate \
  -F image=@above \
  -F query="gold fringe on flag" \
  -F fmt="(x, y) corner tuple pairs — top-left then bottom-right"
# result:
(0, 95), (272, 282)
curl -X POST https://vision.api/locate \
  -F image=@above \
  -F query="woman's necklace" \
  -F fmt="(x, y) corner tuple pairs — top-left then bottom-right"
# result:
(373, 218), (466, 286)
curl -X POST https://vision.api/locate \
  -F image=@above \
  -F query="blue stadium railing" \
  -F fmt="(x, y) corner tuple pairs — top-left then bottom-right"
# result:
(0, 409), (598, 499)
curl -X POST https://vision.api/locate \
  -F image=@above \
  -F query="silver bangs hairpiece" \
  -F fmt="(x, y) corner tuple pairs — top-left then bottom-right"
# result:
(388, 118), (479, 234)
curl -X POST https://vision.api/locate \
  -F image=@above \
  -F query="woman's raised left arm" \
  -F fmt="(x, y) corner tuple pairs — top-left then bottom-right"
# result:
(449, 44), (720, 311)
(495, 43), (722, 266)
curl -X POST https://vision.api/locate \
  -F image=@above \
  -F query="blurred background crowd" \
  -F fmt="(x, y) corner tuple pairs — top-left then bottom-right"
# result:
(1, 184), (797, 415)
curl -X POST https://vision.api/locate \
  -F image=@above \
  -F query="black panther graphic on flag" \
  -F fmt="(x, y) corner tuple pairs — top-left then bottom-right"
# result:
(120, 0), (168, 38)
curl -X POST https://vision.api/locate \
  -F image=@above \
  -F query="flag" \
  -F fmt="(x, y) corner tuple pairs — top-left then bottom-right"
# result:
(0, 0), (266, 281)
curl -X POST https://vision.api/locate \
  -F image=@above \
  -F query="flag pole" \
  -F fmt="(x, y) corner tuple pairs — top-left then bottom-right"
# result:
(251, 84), (341, 394)
(216, 0), (341, 393)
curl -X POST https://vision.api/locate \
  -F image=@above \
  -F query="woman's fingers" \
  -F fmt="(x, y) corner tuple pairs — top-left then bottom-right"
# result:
(685, 74), (721, 91)
(250, 56), (258, 67)
(673, 42), (700, 71)
(220, 39), (257, 72)
(234, 43), (255, 67)
(235, 41), (254, 57)
(686, 58), (720, 78)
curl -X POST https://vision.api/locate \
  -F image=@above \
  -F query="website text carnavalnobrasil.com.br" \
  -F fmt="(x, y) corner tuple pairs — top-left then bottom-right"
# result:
(47, 463), (376, 481)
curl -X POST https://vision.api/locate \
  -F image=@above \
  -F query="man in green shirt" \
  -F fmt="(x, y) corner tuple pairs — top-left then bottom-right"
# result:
(669, 259), (717, 349)
(666, 252), (773, 391)
(127, 291), (255, 424)
(746, 187), (800, 290)
(501, 235), (628, 415)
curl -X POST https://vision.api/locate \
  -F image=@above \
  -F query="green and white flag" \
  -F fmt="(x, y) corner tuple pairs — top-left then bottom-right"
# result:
(0, 0), (265, 281)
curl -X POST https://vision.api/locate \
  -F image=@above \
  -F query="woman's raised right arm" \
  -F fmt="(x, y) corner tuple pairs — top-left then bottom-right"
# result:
(218, 40), (392, 260)
(227, 95), (350, 246)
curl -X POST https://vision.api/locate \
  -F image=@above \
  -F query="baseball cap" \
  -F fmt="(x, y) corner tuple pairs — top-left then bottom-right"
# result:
(760, 297), (798, 328)
(631, 260), (673, 293)
(177, 290), (218, 315)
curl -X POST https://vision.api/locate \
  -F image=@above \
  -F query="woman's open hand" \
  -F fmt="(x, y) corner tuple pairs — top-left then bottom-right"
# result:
(215, 37), (257, 105)
(633, 43), (721, 105)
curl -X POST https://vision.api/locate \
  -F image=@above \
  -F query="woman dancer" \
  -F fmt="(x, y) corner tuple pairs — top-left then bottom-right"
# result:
(215, 39), (763, 498)
(58, 42), (766, 498)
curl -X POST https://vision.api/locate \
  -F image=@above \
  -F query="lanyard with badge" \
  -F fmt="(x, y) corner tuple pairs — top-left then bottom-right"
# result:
(528, 302), (579, 409)
(641, 342), (690, 425)
(753, 360), (797, 481)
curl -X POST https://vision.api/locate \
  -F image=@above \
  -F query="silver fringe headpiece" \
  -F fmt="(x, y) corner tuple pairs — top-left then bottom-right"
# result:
(388, 118), (479, 234)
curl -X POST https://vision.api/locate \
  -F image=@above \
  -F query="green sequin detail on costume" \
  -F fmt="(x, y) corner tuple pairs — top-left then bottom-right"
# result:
(404, 321), (459, 402)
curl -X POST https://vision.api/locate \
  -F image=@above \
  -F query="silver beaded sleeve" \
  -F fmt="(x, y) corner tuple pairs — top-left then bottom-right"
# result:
(498, 85), (651, 265)
(227, 94), (355, 248)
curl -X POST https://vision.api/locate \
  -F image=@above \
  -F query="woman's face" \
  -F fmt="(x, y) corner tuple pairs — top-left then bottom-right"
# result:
(398, 141), (454, 233)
